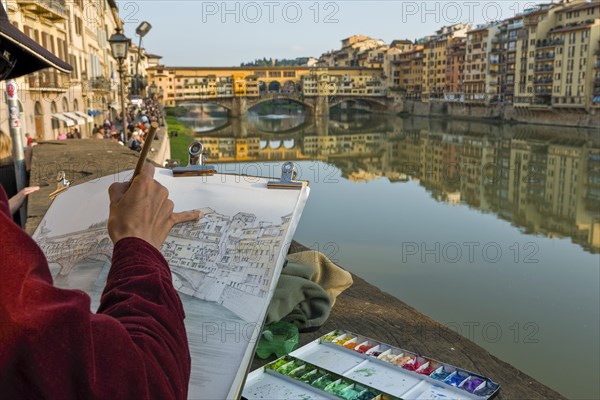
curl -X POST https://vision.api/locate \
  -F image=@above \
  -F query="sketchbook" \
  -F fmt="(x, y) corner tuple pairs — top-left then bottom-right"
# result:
(32, 167), (310, 399)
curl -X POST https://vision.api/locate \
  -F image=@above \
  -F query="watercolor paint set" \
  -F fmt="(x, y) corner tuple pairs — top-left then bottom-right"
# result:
(242, 329), (500, 399)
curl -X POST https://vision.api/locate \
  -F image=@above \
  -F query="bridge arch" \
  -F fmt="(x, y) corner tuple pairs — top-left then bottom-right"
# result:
(180, 102), (232, 112)
(268, 81), (281, 92)
(247, 96), (314, 112)
(329, 97), (388, 111)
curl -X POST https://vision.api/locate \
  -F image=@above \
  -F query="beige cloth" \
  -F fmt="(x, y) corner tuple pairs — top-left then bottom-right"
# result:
(286, 250), (353, 306)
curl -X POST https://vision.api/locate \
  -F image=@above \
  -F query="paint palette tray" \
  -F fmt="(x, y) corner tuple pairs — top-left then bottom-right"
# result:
(242, 329), (500, 399)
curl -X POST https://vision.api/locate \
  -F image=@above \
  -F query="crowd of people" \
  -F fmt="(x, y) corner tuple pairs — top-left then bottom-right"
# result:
(51, 95), (164, 153)
(90, 96), (163, 152)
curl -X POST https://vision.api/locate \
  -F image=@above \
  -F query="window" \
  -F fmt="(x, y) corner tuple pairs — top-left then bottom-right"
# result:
(581, 30), (589, 41)
(75, 17), (82, 36)
(69, 55), (78, 79)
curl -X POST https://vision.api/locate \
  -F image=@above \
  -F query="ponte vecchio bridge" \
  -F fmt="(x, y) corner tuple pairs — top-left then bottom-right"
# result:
(148, 66), (399, 116)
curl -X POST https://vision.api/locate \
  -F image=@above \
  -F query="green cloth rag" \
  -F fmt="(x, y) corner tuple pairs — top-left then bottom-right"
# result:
(266, 250), (353, 331)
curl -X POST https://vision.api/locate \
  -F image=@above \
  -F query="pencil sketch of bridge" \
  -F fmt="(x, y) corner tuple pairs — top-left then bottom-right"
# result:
(36, 207), (292, 322)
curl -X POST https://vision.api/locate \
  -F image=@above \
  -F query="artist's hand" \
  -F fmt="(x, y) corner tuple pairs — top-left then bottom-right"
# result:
(9, 186), (40, 216)
(108, 163), (202, 249)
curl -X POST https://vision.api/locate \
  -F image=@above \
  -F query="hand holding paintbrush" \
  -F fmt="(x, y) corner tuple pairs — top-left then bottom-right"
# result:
(108, 123), (202, 249)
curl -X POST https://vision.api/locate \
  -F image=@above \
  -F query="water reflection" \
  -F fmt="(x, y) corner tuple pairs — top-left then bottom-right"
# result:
(179, 103), (229, 132)
(183, 114), (600, 254)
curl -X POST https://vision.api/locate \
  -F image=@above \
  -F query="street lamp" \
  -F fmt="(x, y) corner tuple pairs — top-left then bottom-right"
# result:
(109, 27), (131, 139)
(133, 21), (152, 96)
(149, 82), (157, 99)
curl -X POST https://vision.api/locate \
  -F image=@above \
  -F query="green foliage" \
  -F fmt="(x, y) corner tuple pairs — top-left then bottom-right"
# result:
(165, 106), (188, 117)
(240, 57), (310, 67)
(166, 115), (194, 166)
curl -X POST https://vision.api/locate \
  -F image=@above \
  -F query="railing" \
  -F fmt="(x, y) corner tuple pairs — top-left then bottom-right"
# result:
(534, 65), (554, 72)
(507, 21), (524, 30)
(88, 77), (112, 91)
(535, 53), (555, 60)
(27, 70), (67, 91)
(536, 38), (564, 47)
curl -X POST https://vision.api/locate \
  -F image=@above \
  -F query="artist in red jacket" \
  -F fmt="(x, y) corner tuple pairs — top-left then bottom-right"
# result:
(0, 163), (201, 399)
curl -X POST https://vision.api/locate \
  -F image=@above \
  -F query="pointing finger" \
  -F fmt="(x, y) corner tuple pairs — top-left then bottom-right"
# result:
(172, 210), (203, 226)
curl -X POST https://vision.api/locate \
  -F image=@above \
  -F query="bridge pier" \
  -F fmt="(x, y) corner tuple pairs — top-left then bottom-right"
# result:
(314, 115), (328, 136)
(314, 96), (329, 118)
(230, 117), (248, 137)
(229, 97), (248, 118)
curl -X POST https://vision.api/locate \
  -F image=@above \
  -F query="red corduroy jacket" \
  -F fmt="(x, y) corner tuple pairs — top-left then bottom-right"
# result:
(0, 187), (190, 399)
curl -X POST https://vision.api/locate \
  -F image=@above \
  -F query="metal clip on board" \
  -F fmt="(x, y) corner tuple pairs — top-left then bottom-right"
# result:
(267, 162), (303, 190)
(172, 141), (217, 177)
(49, 171), (70, 199)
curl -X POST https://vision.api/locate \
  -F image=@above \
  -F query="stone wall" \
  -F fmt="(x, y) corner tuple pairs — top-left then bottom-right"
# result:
(398, 100), (599, 129)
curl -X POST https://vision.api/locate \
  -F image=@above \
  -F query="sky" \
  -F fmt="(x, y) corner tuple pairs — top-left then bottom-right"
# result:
(120, 0), (543, 66)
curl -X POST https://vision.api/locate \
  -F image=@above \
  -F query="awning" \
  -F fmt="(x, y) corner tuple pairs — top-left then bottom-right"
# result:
(64, 112), (86, 125)
(51, 113), (75, 127)
(74, 111), (93, 123)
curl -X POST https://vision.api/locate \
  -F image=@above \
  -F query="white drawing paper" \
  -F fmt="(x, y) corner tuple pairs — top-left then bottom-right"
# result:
(33, 168), (310, 399)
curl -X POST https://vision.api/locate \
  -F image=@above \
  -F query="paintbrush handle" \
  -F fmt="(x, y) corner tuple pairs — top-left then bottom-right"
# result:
(132, 121), (158, 179)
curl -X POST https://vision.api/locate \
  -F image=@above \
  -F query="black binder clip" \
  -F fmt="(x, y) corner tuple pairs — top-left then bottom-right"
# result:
(172, 141), (217, 177)
(267, 162), (304, 190)
(49, 171), (70, 199)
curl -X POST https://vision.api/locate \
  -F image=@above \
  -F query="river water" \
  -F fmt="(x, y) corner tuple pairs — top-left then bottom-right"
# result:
(180, 110), (599, 399)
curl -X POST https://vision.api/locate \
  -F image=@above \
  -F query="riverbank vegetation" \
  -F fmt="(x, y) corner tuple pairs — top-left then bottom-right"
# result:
(165, 112), (194, 166)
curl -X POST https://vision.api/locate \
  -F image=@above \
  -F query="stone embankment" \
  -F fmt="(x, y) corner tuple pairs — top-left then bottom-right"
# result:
(397, 99), (599, 129)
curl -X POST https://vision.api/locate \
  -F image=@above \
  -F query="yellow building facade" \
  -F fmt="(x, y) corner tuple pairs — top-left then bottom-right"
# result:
(0, 0), (122, 139)
(148, 67), (387, 107)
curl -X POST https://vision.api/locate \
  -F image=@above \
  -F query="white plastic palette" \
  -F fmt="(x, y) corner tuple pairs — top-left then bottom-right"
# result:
(242, 329), (500, 400)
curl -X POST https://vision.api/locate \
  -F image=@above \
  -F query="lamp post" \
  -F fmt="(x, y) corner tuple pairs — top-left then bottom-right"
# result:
(149, 82), (157, 100)
(109, 27), (131, 140)
(133, 21), (152, 96)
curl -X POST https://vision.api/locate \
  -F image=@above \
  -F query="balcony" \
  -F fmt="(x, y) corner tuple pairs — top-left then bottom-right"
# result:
(535, 53), (555, 61)
(534, 65), (554, 73)
(88, 77), (112, 92)
(27, 70), (67, 92)
(17, 0), (66, 21)
(536, 38), (564, 48)
(507, 21), (524, 30)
